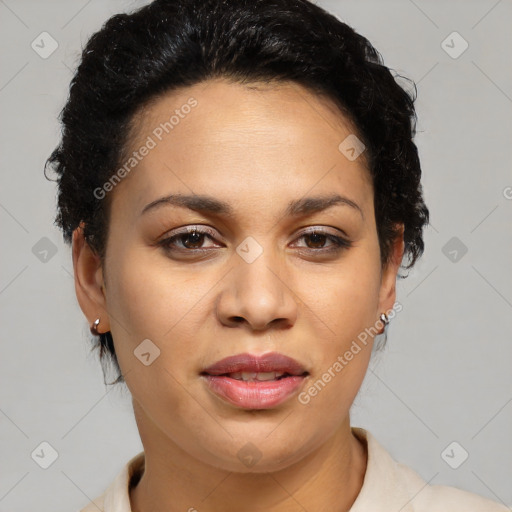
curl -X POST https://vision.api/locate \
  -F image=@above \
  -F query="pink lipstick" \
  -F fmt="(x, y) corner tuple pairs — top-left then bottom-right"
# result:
(201, 352), (309, 409)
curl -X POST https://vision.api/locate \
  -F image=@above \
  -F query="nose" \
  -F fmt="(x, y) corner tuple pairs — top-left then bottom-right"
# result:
(215, 246), (298, 331)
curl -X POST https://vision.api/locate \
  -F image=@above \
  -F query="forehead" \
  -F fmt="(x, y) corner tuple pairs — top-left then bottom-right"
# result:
(111, 78), (372, 218)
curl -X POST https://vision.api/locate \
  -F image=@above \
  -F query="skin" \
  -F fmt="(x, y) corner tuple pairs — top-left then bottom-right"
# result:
(73, 78), (404, 512)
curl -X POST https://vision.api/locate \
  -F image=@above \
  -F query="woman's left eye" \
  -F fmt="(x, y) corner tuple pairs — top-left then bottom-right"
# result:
(292, 230), (352, 253)
(158, 226), (351, 254)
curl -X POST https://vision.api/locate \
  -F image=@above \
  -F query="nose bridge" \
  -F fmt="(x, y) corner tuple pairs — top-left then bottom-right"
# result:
(217, 238), (298, 330)
(239, 243), (284, 299)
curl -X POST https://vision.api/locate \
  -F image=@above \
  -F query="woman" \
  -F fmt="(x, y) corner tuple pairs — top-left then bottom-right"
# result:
(46, 0), (507, 510)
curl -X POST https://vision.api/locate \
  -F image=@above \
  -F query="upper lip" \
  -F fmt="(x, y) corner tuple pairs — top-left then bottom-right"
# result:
(201, 352), (308, 376)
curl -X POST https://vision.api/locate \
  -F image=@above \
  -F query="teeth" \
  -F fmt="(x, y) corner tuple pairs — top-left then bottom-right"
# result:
(227, 371), (286, 381)
(253, 372), (283, 381)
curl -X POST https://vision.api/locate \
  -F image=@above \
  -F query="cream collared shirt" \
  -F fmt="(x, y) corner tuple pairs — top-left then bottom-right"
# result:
(80, 427), (508, 511)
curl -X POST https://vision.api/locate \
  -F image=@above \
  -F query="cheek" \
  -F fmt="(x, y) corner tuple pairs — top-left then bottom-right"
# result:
(105, 248), (208, 416)
(297, 245), (381, 408)
(105, 243), (236, 395)
(305, 245), (382, 341)
(107, 243), (208, 335)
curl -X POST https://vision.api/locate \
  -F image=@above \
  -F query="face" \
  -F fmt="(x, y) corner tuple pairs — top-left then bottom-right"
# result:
(74, 78), (403, 473)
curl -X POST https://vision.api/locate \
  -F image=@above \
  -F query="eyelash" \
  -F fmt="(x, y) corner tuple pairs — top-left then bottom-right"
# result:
(157, 225), (352, 256)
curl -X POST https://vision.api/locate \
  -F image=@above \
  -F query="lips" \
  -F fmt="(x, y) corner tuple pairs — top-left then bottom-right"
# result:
(201, 352), (308, 378)
(200, 352), (309, 409)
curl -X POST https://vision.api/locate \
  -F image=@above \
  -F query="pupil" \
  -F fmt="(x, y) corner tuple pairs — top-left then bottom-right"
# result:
(307, 233), (326, 248)
(183, 232), (203, 248)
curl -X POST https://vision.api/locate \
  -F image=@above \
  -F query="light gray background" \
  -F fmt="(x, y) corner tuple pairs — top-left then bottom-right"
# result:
(1, 1), (511, 511)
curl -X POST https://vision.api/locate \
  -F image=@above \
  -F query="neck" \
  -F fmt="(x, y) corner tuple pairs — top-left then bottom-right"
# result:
(130, 402), (367, 512)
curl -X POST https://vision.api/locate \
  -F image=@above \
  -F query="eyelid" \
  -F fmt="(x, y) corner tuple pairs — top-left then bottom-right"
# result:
(296, 225), (349, 238)
(159, 224), (221, 241)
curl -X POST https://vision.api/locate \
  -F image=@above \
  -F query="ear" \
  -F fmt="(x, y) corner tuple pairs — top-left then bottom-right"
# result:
(377, 223), (405, 316)
(72, 223), (110, 334)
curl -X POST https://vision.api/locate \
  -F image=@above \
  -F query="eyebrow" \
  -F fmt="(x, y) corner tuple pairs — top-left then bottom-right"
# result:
(140, 193), (364, 220)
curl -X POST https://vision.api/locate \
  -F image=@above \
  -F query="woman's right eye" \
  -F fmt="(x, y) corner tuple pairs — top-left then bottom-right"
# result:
(158, 226), (222, 252)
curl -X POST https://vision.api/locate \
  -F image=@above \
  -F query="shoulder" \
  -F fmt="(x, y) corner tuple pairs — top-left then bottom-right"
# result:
(395, 459), (508, 511)
(78, 451), (145, 512)
(80, 495), (105, 512)
(350, 427), (509, 512)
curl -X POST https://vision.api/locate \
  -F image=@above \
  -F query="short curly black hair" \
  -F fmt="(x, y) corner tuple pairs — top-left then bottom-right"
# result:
(45, 0), (429, 385)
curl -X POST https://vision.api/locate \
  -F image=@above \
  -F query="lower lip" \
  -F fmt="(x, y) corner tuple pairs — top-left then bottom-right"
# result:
(202, 375), (306, 409)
